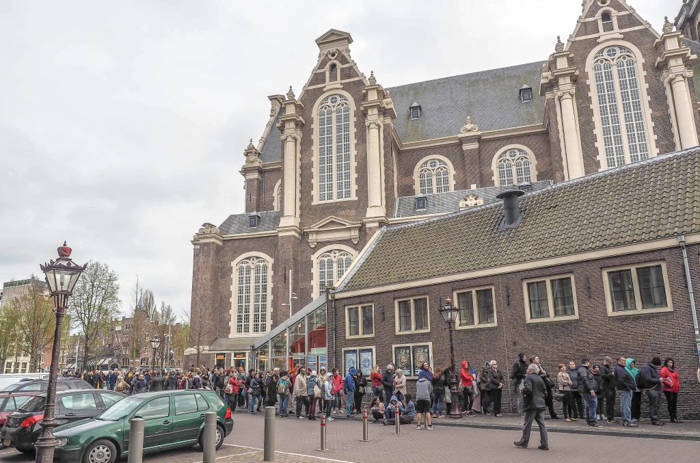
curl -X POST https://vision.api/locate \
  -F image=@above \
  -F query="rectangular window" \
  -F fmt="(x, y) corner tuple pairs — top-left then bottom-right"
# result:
(523, 275), (579, 323)
(345, 304), (374, 338)
(395, 297), (430, 334)
(455, 287), (496, 328)
(342, 347), (374, 377)
(393, 342), (432, 379)
(604, 263), (671, 316)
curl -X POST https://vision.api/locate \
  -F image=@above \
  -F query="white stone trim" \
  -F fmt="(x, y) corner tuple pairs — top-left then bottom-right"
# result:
(452, 285), (498, 330)
(230, 251), (275, 338)
(602, 261), (673, 317)
(412, 154), (456, 195)
(273, 179), (281, 212)
(490, 144), (538, 186)
(311, 244), (358, 299)
(394, 295), (431, 335)
(522, 274), (580, 324)
(344, 303), (375, 339)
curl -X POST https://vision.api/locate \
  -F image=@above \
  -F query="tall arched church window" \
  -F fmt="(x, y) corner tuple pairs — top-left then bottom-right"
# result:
(495, 149), (534, 186)
(318, 94), (351, 202)
(236, 257), (269, 334)
(273, 180), (281, 212)
(592, 46), (650, 168)
(317, 250), (353, 296)
(417, 159), (451, 195)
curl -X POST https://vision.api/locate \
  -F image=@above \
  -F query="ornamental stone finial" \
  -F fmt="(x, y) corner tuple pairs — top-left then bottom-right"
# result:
(555, 36), (565, 53)
(460, 115), (479, 134)
(662, 16), (674, 35)
(286, 86), (295, 100)
(246, 138), (255, 150)
(369, 70), (376, 85)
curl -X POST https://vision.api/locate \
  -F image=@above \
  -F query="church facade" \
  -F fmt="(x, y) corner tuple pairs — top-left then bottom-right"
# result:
(187, 0), (700, 375)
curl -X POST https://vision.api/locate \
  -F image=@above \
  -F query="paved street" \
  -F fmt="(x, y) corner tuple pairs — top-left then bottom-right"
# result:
(2, 411), (699, 462)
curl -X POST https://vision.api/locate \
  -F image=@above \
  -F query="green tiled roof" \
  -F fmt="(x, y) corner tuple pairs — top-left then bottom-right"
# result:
(340, 148), (700, 292)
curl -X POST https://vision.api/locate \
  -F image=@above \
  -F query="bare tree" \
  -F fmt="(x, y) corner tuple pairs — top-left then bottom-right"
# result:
(69, 261), (121, 371)
(12, 279), (55, 372)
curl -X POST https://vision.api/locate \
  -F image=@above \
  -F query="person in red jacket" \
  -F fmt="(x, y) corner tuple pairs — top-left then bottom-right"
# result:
(331, 368), (344, 414)
(460, 360), (476, 415)
(227, 375), (242, 413)
(660, 358), (681, 423)
(371, 365), (383, 401)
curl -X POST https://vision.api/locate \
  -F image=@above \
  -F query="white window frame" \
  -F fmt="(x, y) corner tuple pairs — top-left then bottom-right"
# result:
(491, 145), (537, 186)
(272, 179), (281, 212)
(412, 155), (455, 195)
(453, 286), (498, 330)
(523, 274), (579, 324)
(394, 296), (431, 335)
(345, 304), (375, 339)
(311, 244), (357, 298)
(392, 342), (433, 379)
(230, 252), (274, 337)
(602, 262), (673, 317)
(342, 346), (375, 376)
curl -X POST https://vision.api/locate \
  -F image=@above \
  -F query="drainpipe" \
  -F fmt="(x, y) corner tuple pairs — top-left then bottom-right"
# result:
(678, 235), (700, 382)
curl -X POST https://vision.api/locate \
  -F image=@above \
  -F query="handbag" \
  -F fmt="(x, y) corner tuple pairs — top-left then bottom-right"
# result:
(314, 384), (321, 398)
(553, 391), (565, 402)
(445, 387), (452, 404)
(224, 384), (233, 394)
(543, 375), (555, 389)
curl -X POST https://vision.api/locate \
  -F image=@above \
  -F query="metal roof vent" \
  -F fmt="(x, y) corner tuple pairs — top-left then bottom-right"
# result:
(410, 102), (421, 119)
(496, 190), (525, 228)
(520, 85), (533, 103)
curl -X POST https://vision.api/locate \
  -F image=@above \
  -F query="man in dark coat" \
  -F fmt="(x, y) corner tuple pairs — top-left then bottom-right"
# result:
(578, 358), (600, 427)
(149, 371), (164, 392)
(514, 364), (548, 450)
(510, 353), (528, 416)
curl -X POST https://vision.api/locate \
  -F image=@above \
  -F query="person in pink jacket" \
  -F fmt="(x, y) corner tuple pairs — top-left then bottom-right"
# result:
(660, 358), (681, 423)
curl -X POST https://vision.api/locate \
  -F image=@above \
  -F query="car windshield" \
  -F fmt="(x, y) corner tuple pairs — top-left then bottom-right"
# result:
(18, 396), (46, 412)
(95, 396), (144, 421)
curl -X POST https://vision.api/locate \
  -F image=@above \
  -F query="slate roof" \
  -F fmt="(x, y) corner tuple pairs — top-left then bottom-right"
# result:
(219, 210), (280, 236)
(395, 181), (553, 218)
(258, 109), (282, 163)
(339, 148), (700, 292)
(387, 61), (546, 143)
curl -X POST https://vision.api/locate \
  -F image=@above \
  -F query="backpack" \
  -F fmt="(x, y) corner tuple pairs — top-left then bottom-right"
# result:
(635, 369), (646, 390)
(277, 378), (288, 395)
(194, 376), (202, 389)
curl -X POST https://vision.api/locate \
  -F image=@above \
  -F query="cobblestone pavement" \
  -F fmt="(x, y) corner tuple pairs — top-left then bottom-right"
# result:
(2, 411), (699, 463)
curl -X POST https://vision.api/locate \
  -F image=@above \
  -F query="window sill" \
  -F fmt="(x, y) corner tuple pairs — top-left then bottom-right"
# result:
(311, 197), (358, 206)
(345, 334), (375, 340)
(526, 315), (579, 324)
(455, 322), (498, 330)
(395, 329), (431, 336)
(608, 306), (673, 317)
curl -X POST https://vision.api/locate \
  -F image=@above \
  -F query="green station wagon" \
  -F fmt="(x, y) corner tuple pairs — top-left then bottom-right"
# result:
(53, 390), (234, 463)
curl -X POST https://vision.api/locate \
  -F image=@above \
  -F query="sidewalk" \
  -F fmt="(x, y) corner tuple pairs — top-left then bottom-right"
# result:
(332, 411), (700, 441)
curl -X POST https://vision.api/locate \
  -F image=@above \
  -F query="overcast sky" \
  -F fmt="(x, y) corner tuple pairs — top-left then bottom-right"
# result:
(0, 0), (670, 319)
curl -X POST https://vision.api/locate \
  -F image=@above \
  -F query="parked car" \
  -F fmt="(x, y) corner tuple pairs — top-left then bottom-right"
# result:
(0, 374), (50, 392)
(53, 390), (234, 463)
(0, 393), (37, 427)
(0, 389), (124, 455)
(0, 377), (92, 393)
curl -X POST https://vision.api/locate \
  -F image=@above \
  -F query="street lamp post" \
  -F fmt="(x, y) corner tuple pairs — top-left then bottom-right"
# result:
(438, 297), (463, 419)
(36, 242), (86, 462)
(150, 338), (161, 372)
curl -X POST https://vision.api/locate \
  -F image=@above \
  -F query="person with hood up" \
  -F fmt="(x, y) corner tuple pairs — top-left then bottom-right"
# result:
(626, 358), (642, 422)
(460, 360), (476, 415)
(381, 364), (395, 404)
(415, 370), (434, 430)
(660, 358), (681, 423)
(344, 367), (357, 417)
(577, 358), (600, 427)
(383, 395), (405, 425)
(614, 356), (636, 426)
(641, 356), (664, 425)
(323, 372), (335, 421)
(393, 368), (407, 404)
(307, 370), (319, 420)
(510, 353), (529, 416)
(514, 364), (549, 451)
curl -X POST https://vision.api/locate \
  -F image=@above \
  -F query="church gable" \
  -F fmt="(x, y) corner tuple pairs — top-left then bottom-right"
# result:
(570, 0), (659, 43)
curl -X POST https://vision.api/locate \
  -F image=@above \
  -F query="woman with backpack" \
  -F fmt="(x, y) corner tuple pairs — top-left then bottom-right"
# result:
(307, 371), (320, 420)
(277, 372), (290, 417)
(249, 373), (263, 414)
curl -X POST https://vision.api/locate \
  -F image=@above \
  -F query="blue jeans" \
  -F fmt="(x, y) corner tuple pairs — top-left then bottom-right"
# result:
(432, 392), (445, 415)
(279, 393), (289, 416)
(345, 392), (355, 416)
(620, 390), (633, 423)
(249, 393), (260, 412)
(582, 393), (598, 424)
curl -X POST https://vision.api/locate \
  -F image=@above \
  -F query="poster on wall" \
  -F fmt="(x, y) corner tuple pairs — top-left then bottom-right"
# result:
(394, 346), (411, 373)
(412, 345), (431, 377)
(359, 349), (373, 377)
(319, 355), (328, 371)
(344, 350), (357, 375)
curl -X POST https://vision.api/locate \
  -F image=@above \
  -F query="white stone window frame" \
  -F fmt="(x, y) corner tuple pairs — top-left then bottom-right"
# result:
(344, 303), (375, 339)
(491, 145), (538, 187)
(452, 285), (498, 330)
(394, 295), (431, 335)
(272, 179), (281, 212)
(311, 90), (358, 205)
(412, 155), (456, 195)
(522, 274), (579, 324)
(325, 59), (341, 84)
(596, 7), (619, 34)
(311, 244), (357, 298)
(230, 252), (274, 337)
(586, 41), (658, 171)
(602, 261), (673, 317)
(392, 341), (433, 379)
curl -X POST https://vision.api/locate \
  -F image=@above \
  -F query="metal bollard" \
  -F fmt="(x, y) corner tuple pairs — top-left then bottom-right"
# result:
(203, 411), (217, 463)
(317, 415), (327, 451)
(362, 407), (369, 442)
(395, 408), (401, 435)
(127, 418), (144, 463)
(264, 406), (275, 461)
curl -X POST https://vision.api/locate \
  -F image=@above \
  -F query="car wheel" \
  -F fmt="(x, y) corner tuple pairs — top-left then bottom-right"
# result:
(82, 439), (117, 463)
(199, 425), (225, 451)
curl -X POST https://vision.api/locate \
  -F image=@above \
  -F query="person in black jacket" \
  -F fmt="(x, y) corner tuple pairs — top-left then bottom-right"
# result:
(488, 360), (504, 417)
(577, 358), (600, 427)
(614, 356), (637, 427)
(353, 370), (367, 414)
(641, 357), (664, 425)
(600, 357), (616, 423)
(149, 371), (164, 392)
(381, 364), (395, 404)
(514, 364), (549, 450)
(431, 368), (447, 418)
(510, 353), (529, 416)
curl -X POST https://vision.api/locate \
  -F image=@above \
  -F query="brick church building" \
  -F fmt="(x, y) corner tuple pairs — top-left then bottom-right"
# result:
(187, 0), (700, 415)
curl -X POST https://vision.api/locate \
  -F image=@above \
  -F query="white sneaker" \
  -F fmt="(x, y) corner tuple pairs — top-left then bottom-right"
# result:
(416, 424), (422, 430)
(426, 425), (434, 431)
(327, 417), (334, 421)
(298, 416), (304, 420)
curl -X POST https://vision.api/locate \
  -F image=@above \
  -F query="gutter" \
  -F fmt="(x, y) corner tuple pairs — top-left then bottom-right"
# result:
(678, 235), (700, 382)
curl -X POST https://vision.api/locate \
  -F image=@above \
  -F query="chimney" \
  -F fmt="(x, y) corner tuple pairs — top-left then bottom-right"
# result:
(496, 189), (525, 227)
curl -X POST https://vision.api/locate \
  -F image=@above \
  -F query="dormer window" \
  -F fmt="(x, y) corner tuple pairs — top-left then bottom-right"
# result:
(520, 85), (533, 103)
(410, 102), (421, 119)
(415, 196), (427, 211)
(249, 214), (260, 228)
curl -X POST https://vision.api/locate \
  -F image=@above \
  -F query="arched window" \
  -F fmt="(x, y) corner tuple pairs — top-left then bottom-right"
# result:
(592, 46), (650, 168)
(317, 250), (353, 296)
(416, 158), (452, 195)
(495, 148), (534, 186)
(273, 180), (281, 212)
(318, 94), (351, 202)
(235, 257), (270, 334)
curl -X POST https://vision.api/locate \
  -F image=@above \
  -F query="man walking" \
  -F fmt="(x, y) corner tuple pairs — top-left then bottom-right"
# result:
(514, 364), (548, 450)
(641, 357), (664, 426)
(578, 358), (600, 427)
